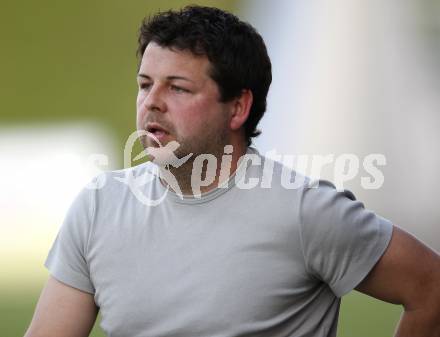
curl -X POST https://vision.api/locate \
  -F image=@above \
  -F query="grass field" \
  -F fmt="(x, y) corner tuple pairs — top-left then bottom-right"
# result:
(1, 285), (401, 337)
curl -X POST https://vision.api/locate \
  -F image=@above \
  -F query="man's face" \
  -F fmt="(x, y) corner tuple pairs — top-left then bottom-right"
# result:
(136, 42), (231, 159)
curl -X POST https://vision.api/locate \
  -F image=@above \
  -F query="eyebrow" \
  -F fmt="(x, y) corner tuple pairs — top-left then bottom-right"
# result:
(137, 73), (194, 83)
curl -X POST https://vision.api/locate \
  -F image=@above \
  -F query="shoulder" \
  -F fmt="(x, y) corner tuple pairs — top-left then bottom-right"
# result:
(244, 147), (311, 191)
(85, 161), (158, 192)
(71, 161), (161, 212)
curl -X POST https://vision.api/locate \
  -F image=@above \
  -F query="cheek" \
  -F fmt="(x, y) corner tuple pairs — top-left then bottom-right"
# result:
(136, 91), (145, 111)
(174, 104), (208, 135)
(136, 93), (147, 128)
(136, 114), (142, 130)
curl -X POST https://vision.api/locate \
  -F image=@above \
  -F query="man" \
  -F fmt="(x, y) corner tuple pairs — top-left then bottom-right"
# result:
(25, 6), (440, 337)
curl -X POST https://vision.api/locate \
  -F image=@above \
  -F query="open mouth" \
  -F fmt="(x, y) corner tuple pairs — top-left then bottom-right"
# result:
(148, 128), (166, 136)
(146, 123), (169, 142)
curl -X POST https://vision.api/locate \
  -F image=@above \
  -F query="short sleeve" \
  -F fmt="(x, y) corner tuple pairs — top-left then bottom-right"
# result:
(44, 183), (96, 294)
(299, 180), (393, 297)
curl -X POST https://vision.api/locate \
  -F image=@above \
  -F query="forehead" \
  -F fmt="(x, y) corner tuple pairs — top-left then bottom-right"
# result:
(139, 42), (211, 79)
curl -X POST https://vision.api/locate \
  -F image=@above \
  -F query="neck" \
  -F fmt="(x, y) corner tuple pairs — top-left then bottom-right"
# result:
(160, 141), (248, 196)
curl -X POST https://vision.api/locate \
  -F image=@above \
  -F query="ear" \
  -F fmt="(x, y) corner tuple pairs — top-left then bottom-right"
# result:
(229, 89), (253, 131)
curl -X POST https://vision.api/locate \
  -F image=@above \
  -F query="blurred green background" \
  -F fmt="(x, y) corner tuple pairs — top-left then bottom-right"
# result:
(1, 0), (404, 336)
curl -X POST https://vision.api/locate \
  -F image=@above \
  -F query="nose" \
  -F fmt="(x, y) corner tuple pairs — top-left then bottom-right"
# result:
(142, 84), (167, 113)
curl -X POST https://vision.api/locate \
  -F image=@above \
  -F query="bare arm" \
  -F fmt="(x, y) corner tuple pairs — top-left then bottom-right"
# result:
(24, 275), (98, 337)
(355, 226), (440, 337)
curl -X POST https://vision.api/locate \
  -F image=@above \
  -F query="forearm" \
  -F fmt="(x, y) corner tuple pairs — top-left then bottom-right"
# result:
(394, 306), (440, 337)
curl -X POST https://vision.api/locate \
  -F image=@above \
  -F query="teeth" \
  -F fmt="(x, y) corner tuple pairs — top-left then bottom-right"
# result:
(147, 128), (165, 136)
(146, 125), (167, 136)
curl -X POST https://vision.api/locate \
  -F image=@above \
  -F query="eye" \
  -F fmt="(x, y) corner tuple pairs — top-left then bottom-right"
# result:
(139, 82), (152, 90)
(171, 85), (190, 93)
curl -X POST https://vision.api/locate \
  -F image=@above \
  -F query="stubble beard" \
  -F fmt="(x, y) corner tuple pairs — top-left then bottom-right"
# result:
(139, 117), (231, 195)
(168, 124), (230, 195)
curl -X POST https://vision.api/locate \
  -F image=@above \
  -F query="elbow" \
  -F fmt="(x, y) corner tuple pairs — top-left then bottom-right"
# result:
(402, 269), (440, 319)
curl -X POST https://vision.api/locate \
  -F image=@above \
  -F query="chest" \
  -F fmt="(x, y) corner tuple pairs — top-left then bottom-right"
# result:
(87, 204), (313, 336)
